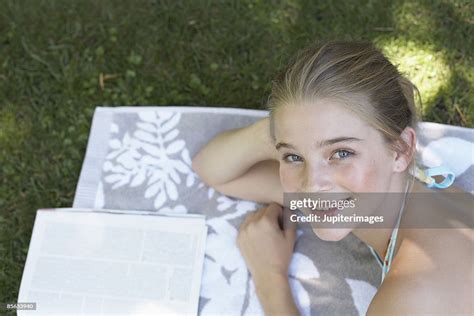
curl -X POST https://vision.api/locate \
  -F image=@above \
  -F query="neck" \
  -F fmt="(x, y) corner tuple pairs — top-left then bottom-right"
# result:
(352, 173), (412, 259)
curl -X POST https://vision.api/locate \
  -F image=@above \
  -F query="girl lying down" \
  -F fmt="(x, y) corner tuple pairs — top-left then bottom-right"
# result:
(192, 40), (472, 315)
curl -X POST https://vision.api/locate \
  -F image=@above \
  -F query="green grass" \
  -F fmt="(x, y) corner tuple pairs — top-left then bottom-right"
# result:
(0, 0), (472, 310)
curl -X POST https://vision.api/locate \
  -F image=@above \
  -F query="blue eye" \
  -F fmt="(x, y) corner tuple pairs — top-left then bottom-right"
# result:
(283, 154), (303, 163)
(331, 150), (354, 160)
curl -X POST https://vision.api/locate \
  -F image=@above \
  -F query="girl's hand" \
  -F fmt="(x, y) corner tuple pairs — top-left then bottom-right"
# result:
(237, 203), (296, 280)
(237, 203), (299, 315)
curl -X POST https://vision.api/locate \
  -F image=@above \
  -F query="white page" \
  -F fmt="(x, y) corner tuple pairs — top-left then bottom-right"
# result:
(18, 208), (207, 316)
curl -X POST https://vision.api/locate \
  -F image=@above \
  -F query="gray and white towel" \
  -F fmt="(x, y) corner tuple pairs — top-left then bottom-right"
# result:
(73, 106), (473, 315)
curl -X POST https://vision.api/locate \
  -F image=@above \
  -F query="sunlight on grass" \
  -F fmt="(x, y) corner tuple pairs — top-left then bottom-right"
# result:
(0, 105), (29, 148)
(378, 38), (451, 113)
(392, 0), (436, 36)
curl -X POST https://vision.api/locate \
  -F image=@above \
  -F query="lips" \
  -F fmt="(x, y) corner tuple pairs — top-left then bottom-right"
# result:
(311, 207), (339, 217)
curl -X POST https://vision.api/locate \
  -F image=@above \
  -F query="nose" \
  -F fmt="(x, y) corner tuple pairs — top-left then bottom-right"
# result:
(300, 161), (333, 193)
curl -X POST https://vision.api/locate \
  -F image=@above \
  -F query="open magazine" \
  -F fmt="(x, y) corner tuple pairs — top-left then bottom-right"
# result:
(17, 208), (208, 315)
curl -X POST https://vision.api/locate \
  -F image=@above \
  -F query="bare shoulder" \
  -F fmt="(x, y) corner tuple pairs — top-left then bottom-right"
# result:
(368, 227), (473, 315)
(370, 181), (473, 314)
(368, 268), (472, 315)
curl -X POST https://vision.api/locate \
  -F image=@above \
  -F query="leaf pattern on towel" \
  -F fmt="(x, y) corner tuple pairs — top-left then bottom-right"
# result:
(200, 197), (319, 316)
(78, 108), (473, 315)
(102, 109), (321, 314)
(345, 278), (377, 316)
(102, 111), (198, 209)
(99, 110), (342, 315)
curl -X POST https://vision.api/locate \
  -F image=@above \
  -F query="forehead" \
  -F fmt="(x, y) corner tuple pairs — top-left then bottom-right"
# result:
(273, 98), (375, 141)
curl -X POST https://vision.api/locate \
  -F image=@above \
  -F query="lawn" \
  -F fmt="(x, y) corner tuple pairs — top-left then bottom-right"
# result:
(0, 0), (472, 310)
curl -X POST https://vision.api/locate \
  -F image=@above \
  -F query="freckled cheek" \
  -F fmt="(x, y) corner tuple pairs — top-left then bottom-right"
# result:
(334, 162), (379, 191)
(279, 166), (300, 192)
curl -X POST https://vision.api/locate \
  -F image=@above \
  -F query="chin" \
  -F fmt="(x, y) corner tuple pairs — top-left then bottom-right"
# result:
(312, 228), (352, 242)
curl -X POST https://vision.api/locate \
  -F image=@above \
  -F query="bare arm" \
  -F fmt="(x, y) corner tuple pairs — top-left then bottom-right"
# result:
(213, 159), (284, 205)
(254, 273), (300, 316)
(193, 117), (276, 185)
(192, 117), (277, 185)
(192, 117), (284, 204)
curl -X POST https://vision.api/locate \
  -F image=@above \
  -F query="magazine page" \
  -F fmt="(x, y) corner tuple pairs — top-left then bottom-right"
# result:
(17, 208), (207, 315)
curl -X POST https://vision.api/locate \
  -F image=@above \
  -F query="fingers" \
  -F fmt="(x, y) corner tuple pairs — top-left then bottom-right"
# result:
(262, 202), (283, 225)
(281, 207), (297, 241)
(240, 209), (260, 230)
(240, 204), (279, 232)
(238, 210), (257, 249)
(240, 203), (296, 241)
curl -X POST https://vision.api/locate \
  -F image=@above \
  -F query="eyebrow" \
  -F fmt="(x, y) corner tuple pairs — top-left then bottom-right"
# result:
(275, 137), (363, 150)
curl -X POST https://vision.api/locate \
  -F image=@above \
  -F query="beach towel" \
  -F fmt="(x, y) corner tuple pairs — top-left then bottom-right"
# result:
(73, 106), (473, 315)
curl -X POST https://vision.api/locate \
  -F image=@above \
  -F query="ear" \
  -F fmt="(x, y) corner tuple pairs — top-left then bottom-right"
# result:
(392, 127), (417, 173)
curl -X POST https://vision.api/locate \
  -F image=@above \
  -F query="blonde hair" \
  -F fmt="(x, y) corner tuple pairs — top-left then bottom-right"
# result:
(266, 40), (421, 174)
